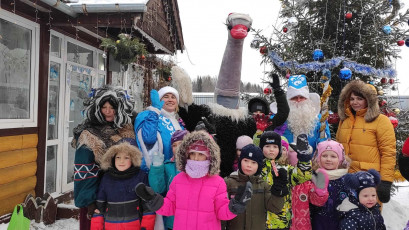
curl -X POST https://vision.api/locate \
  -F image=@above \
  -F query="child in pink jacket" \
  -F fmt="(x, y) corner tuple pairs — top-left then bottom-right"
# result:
(135, 131), (252, 230)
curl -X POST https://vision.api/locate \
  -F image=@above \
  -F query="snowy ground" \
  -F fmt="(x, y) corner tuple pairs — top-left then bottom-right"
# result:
(1, 182), (408, 230)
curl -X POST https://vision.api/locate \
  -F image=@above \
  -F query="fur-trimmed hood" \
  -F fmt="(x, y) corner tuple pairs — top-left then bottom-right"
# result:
(175, 130), (221, 175)
(100, 142), (142, 171)
(338, 80), (380, 122)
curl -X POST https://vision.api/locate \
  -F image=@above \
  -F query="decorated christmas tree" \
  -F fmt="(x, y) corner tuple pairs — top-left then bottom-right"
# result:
(251, 0), (409, 179)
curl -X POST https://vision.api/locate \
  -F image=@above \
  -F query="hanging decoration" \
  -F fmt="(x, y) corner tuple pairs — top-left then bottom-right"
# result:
(382, 25), (392, 35)
(268, 51), (396, 78)
(389, 116), (398, 128)
(345, 12), (353, 20)
(328, 112), (340, 124)
(260, 46), (268, 55)
(283, 27), (288, 33)
(397, 40), (405, 46)
(250, 37), (261, 49)
(391, 85), (397, 91)
(288, 17), (298, 27)
(263, 88), (272, 95)
(100, 33), (147, 66)
(339, 67), (352, 80)
(389, 78), (395, 84)
(313, 49), (324, 61)
(319, 69), (333, 138)
(381, 77), (388, 84)
(156, 66), (172, 82)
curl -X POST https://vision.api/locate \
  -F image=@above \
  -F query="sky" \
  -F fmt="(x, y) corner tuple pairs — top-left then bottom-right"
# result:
(173, 0), (409, 96)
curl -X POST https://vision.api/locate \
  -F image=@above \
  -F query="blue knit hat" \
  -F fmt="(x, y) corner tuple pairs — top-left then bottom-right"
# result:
(344, 169), (381, 194)
(239, 144), (264, 176)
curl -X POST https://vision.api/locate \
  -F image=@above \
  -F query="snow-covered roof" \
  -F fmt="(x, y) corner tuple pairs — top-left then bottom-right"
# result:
(67, 0), (149, 5)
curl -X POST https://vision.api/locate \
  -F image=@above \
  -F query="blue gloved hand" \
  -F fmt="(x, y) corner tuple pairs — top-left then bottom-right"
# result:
(150, 90), (164, 110)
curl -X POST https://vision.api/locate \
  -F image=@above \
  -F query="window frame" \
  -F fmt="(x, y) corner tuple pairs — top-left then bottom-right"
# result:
(0, 10), (39, 129)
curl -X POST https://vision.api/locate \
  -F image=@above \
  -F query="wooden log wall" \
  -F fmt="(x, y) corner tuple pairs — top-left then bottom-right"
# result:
(0, 134), (38, 216)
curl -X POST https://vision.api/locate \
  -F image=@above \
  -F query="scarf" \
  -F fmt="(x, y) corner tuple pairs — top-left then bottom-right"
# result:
(185, 160), (210, 178)
(161, 109), (182, 131)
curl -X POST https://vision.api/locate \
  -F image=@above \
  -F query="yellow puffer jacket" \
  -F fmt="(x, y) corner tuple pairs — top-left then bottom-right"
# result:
(336, 80), (396, 182)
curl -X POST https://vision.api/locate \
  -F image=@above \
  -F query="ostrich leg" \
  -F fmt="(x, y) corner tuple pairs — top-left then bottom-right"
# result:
(215, 13), (252, 109)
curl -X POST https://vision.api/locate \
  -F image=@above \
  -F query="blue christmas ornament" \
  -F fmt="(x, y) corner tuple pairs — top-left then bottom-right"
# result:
(369, 81), (375, 85)
(313, 49), (324, 61)
(339, 67), (352, 81)
(382, 25), (392, 35)
(406, 38), (409, 47)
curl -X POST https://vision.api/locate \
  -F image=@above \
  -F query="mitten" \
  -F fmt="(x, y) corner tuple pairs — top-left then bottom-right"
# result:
(228, 181), (253, 215)
(268, 73), (281, 91)
(271, 168), (289, 197)
(135, 183), (164, 211)
(86, 202), (97, 220)
(152, 151), (164, 166)
(398, 154), (409, 181)
(376, 180), (392, 203)
(150, 90), (164, 111)
(254, 114), (272, 132)
(311, 168), (329, 197)
(289, 134), (313, 162)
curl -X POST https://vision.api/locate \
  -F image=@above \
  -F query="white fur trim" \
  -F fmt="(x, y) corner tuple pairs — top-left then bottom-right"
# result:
(327, 168), (348, 180)
(287, 86), (310, 101)
(207, 102), (247, 122)
(170, 66), (194, 107)
(270, 102), (277, 114)
(158, 86), (179, 104)
(227, 13), (253, 24)
(337, 197), (358, 212)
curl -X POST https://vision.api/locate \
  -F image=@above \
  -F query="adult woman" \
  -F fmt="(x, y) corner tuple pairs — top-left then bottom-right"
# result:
(336, 80), (396, 203)
(134, 86), (184, 171)
(134, 86), (185, 230)
(72, 85), (135, 230)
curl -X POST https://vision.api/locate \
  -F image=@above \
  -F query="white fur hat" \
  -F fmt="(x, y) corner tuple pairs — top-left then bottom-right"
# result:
(158, 86), (179, 103)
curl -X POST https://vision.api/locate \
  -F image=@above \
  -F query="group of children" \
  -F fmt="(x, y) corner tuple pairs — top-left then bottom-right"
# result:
(89, 126), (386, 230)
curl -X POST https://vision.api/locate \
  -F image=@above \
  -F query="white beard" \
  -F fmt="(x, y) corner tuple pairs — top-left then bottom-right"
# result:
(287, 99), (319, 138)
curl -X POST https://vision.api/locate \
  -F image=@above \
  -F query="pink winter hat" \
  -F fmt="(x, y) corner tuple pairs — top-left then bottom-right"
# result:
(281, 136), (289, 151)
(236, 135), (253, 150)
(316, 139), (346, 167)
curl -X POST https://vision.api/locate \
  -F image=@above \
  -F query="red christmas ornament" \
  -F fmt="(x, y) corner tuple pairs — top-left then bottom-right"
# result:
(389, 78), (395, 84)
(397, 40), (405, 46)
(345, 12), (353, 20)
(141, 55), (146, 60)
(283, 27), (288, 33)
(328, 113), (340, 124)
(168, 76), (172, 81)
(381, 78), (387, 84)
(260, 46), (268, 55)
(263, 87), (272, 95)
(379, 99), (387, 107)
(389, 116), (398, 129)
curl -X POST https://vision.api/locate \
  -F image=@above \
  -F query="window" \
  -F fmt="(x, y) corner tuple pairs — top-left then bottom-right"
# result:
(0, 10), (39, 129)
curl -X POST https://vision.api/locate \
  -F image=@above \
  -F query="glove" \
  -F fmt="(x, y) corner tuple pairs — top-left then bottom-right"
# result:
(311, 168), (329, 197)
(152, 151), (164, 167)
(228, 181), (253, 215)
(271, 168), (289, 197)
(195, 117), (216, 134)
(376, 180), (392, 203)
(150, 90), (164, 110)
(135, 183), (164, 211)
(289, 134), (313, 162)
(86, 202), (97, 220)
(268, 73), (281, 90)
(254, 114), (272, 132)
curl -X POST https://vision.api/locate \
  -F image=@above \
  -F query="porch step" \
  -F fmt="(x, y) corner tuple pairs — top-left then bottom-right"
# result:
(57, 203), (79, 220)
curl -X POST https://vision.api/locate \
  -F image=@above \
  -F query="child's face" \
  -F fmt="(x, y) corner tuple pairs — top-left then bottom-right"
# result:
(172, 141), (182, 154)
(320, 150), (339, 170)
(240, 158), (258, 176)
(189, 151), (208, 161)
(263, 144), (280, 159)
(236, 149), (241, 158)
(115, 152), (132, 171)
(359, 187), (377, 209)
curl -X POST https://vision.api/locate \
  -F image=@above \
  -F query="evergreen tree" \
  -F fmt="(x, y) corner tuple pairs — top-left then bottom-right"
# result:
(252, 0), (409, 111)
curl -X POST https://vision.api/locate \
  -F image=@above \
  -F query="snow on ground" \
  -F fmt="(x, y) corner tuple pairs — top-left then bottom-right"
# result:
(0, 181), (408, 230)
